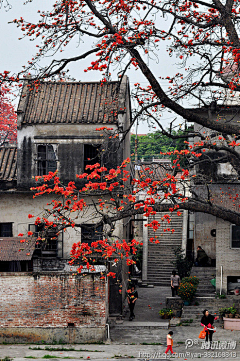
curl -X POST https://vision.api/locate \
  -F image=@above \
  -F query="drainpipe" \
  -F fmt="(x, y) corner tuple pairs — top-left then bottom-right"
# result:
(181, 210), (188, 256)
(142, 216), (148, 283)
(105, 323), (110, 343)
(220, 266), (223, 295)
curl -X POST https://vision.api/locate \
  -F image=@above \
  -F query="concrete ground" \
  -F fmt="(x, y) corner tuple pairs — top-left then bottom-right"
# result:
(1, 286), (240, 361)
(129, 285), (170, 322)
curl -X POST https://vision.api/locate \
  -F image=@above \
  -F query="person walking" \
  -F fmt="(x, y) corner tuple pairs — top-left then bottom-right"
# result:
(201, 309), (218, 347)
(127, 285), (138, 321)
(171, 270), (180, 297)
(165, 331), (176, 355)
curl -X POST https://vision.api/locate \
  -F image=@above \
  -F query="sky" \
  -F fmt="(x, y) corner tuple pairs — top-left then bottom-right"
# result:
(0, 0), (183, 134)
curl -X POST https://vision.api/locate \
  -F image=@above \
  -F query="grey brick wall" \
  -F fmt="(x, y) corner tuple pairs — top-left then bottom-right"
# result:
(216, 218), (240, 293)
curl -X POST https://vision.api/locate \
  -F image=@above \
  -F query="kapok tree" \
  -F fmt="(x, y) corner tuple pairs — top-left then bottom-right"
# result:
(0, 85), (17, 145)
(2, 0), (240, 271)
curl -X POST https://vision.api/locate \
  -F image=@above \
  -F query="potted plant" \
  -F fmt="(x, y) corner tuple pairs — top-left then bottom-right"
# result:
(219, 307), (228, 320)
(227, 305), (237, 318)
(178, 281), (197, 305)
(159, 308), (173, 319)
(223, 305), (240, 330)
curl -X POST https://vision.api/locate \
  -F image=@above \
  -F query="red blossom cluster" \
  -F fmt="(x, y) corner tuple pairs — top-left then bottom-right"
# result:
(0, 86), (17, 145)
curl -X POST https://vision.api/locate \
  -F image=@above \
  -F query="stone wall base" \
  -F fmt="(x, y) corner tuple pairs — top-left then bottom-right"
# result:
(0, 327), (106, 344)
(166, 297), (184, 317)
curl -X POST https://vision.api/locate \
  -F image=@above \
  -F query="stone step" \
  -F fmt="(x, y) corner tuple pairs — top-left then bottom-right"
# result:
(109, 321), (170, 341)
(148, 259), (177, 262)
(147, 276), (170, 280)
(148, 242), (182, 246)
(196, 288), (215, 292)
(147, 270), (175, 273)
(148, 239), (183, 243)
(146, 279), (170, 284)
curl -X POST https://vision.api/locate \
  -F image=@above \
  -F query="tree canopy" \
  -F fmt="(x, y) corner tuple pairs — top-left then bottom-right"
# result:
(0, 85), (17, 146)
(130, 130), (188, 162)
(1, 0), (240, 135)
(2, 0), (240, 272)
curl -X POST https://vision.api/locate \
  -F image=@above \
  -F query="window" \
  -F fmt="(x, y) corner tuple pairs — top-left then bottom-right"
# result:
(0, 223), (13, 237)
(37, 144), (57, 176)
(81, 224), (103, 245)
(29, 224), (63, 257)
(84, 144), (101, 172)
(231, 225), (240, 248)
(0, 260), (33, 272)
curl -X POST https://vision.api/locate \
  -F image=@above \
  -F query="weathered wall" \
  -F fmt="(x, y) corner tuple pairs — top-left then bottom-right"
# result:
(0, 273), (107, 343)
(17, 123), (120, 189)
(194, 212), (216, 259)
(194, 184), (240, 293)
(0, 192), (74, 258)
(0, 192), (125, 259)
(216, 218), (240, 294)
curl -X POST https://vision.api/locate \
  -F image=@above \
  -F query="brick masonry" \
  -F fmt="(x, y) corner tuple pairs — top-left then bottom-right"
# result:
(216, 218), (240, 293)
(194, 185), (240, 294)
(0, 272), (107, 343)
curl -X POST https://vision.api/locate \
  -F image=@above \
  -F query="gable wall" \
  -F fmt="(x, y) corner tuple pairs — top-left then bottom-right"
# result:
(17, 123), (120, 189)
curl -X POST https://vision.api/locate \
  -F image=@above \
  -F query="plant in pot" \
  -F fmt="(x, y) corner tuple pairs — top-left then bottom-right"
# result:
(219, 307), (228, 320)
(227, 305), (237, 318)
(159, 308), (173, 319)
(178, 281), (197, 305)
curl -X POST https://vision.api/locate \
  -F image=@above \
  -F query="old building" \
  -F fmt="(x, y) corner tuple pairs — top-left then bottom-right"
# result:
(132, 158), (188, 286)
(0, 76), (131, 342)
(192, 104), (240, 295)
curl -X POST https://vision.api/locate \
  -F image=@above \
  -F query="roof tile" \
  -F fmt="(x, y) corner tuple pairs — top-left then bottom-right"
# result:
(0, 146), (17, 181)
(19, 81), (120, 125)
(0, 238), (35, 261)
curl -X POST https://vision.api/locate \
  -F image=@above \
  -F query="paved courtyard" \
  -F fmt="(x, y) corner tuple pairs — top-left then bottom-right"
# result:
(0, 286), (240, 361)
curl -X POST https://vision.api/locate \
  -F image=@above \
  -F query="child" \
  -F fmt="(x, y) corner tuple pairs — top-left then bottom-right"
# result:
(165, 331), (176, 355)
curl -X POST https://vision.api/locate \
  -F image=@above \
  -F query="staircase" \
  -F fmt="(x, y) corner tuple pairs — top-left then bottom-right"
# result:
(147, 212), (184, 286)
(109, 321), (169, 343)
(181, 266), (217, 326)
(180, 298), (220, 326)
(190, 266), (216, 297)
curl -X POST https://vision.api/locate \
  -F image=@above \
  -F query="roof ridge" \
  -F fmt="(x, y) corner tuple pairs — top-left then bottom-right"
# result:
(33, 80), (120, 85)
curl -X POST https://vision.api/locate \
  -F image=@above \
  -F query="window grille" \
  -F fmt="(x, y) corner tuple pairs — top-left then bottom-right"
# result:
(37, 144), (57, 176)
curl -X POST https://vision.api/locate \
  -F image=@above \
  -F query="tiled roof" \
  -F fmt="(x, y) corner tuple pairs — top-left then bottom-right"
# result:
(18, 81), (122, 125)
(0, 146), (17, 181)
(0, 238), (35, 261)
(139, 159), (173, 181)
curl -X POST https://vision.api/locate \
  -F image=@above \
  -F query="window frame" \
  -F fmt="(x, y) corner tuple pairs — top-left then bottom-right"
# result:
(81, 224), (103, 246)
(230, 224), (240, 249)
(37, 144), (57, 176)
(0, 223), (13, 237)
(28, 224), (63, 258)
(83, 144), (101, 173)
